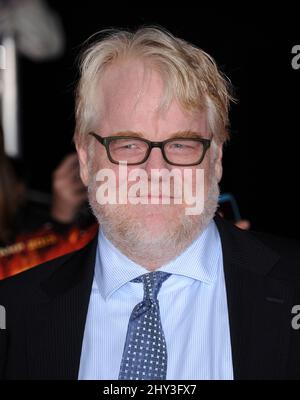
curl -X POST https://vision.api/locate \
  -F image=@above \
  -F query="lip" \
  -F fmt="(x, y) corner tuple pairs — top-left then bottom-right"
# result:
(128, 195), (178, 200)
(148, 194), (173, 198)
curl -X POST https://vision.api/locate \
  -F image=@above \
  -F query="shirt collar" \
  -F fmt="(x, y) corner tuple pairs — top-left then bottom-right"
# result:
(94, 220), (221, 301)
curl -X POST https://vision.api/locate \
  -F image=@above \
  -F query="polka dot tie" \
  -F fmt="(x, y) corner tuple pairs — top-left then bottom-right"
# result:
(118, 271), (171, 380)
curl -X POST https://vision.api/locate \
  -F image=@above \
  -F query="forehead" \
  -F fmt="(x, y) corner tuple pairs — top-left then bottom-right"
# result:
(96, 59), (208, 138)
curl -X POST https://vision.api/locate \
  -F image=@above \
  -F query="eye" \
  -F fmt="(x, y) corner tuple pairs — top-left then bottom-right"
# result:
(167, 141), (197, 150)
(111, 139), (147, 153)
(121, 143), (138, 149)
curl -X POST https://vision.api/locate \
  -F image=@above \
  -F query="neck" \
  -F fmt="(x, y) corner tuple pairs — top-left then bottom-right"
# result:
(102, 215), (212, 271)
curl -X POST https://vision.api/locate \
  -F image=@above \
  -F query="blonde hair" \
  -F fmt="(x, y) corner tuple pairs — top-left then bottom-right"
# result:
(74, 26), (234, 146)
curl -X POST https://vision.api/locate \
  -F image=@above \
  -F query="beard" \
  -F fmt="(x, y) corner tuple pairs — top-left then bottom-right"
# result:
(87, 164), (220, 269)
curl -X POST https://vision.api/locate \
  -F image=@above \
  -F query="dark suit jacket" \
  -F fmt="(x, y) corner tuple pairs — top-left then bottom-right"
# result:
(1, 215), (300, 380)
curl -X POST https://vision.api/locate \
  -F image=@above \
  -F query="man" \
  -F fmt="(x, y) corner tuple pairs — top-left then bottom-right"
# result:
(0, 27), (300, 380)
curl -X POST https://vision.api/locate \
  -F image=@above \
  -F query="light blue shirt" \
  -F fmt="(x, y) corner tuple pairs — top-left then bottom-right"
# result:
(78, 220), (233, 380)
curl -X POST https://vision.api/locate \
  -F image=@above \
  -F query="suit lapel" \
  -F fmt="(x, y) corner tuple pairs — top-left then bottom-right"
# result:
(215, 216), (294, 379)
(25, 234), (98, 379)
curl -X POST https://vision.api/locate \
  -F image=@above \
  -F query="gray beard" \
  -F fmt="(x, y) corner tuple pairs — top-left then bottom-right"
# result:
(87, 166), (220, 269)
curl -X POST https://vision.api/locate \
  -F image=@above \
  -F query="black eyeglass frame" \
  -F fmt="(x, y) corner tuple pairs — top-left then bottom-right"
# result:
(88, 132), (211, 166)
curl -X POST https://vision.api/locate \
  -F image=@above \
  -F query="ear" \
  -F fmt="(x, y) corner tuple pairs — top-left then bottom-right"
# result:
(76, 141), (89, 187)
(213, 143), (223, 183)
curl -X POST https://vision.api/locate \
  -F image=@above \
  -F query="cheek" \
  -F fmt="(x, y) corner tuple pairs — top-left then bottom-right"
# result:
(191, 162), (211, 195)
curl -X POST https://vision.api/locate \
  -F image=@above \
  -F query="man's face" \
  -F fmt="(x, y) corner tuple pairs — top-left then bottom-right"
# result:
(77, 59), (222, 265)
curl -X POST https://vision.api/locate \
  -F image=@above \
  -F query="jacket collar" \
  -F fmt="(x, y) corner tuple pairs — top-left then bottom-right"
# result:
(214, 214), (280, 276)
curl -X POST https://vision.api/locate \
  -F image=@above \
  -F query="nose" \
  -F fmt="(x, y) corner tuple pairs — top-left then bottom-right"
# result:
(143, 147), (171, 173)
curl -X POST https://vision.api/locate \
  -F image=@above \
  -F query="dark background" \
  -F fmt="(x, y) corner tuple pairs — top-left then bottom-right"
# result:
(18, 3), (300, 238)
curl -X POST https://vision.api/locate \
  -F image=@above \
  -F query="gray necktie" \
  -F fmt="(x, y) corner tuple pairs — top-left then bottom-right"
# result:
(118, 271), (171, 380)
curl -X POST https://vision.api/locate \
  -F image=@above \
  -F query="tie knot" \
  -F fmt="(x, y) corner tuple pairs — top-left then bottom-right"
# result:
(132, 271), (171, 301)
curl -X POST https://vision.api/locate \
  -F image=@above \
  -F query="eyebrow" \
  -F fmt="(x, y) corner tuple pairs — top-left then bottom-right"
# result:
(109, 130), (206, 139)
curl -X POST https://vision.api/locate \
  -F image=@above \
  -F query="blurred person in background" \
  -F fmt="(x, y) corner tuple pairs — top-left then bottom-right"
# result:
(51, 153), (89, 225)
(0, 121), (90, 246)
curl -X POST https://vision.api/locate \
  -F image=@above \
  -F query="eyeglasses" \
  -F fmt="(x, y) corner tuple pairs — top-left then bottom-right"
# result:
(88, 132), (211, 166)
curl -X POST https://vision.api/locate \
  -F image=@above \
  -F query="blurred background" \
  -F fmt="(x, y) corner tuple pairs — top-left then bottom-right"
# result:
(1, 1), (300, 277)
